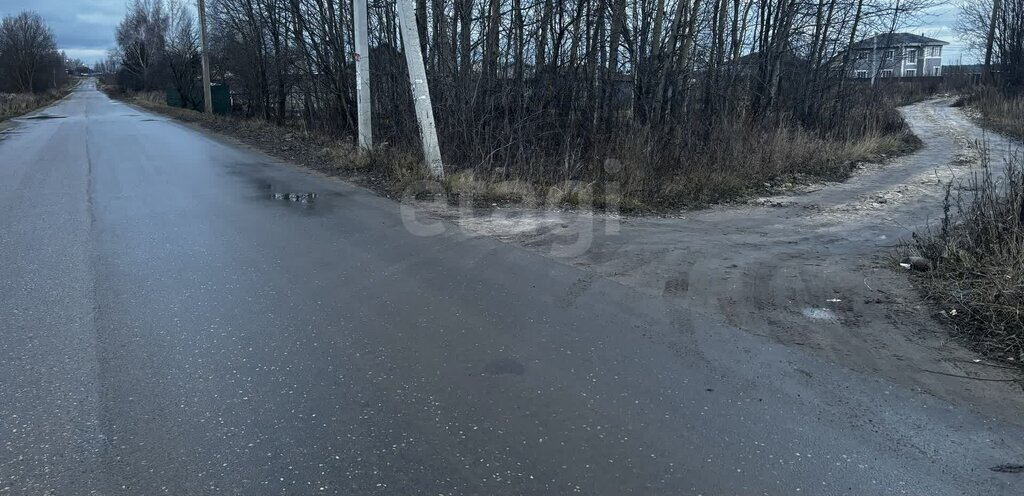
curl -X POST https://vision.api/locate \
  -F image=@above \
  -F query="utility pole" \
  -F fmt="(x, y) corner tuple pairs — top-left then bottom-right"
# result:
(396, 0), (444, 178)
(198, 0), (214, 114)
(354, 0), (372, 150)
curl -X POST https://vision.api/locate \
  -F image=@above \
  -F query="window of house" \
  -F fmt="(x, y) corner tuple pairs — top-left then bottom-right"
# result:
(905, 69), (917, 77)
(881, 69), (893, 78)
(857, 51), (868, 60)
(906, 49), (918, 62)
(883, 50), (895, 60)
(930, 46), (942, 57)
(856, 70), (868, 78)
(934, 67), (942, 76)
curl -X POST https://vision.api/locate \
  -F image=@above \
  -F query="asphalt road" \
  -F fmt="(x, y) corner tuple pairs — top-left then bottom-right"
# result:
(1, 81), (1022, 495)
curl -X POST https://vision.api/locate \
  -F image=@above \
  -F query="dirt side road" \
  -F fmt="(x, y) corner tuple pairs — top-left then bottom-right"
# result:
(436, 98), (1024, 423)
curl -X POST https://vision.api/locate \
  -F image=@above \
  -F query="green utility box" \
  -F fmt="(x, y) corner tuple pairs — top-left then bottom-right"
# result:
(166, 83), (230, 115)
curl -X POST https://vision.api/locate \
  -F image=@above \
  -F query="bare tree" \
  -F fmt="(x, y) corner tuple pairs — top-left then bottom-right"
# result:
(0, 11), (62, 93)
(166, 0), (202, 108)
(115, 0), (171, 91)
(110, 0), (943, 201)
(959, 0), (1024, 87)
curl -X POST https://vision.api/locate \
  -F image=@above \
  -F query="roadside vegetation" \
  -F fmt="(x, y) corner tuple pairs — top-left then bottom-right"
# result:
(103, 0), (936, 210)
(904, 0), (1024, 365)
(956, 87), (1024, 140)
(0, 90), (69, 121)
(0, 12), (79, 122)
(907, 148), (1024, 364)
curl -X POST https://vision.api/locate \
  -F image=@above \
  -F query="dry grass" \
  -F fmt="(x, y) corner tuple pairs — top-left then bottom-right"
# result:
(907, 144), (1024, 364)
(427, 87), (922, 211)
(958, 87), (1024, 140)
(632, 120), (917, 208)
(0, 87), (72, 121)
(134, 90), (166, 106)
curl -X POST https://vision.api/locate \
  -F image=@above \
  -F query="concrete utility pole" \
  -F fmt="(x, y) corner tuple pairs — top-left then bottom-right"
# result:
(198, 0), (214, 114)
(354, 0), (372, 150)
(396, 0), (444, 178)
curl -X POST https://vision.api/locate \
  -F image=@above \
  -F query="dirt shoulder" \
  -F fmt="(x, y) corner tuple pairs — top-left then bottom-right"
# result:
(417, 98), (1024, 425)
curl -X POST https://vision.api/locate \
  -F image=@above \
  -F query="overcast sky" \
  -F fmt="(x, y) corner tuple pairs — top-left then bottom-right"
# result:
(0, 0), (124, 63)
(0, 1), (981, 66)
(905, 4), (978, 64)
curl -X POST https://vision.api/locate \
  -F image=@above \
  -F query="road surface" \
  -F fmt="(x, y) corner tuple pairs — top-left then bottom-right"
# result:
(1, 81), (1021, 494)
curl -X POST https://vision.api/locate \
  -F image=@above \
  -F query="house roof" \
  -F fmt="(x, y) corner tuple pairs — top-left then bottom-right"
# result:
(852, 33), (949, 49)
(727, 50), (803, 67)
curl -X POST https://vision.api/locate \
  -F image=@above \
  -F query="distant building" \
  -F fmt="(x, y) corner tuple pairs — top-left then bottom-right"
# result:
(848, 33), (948, 79)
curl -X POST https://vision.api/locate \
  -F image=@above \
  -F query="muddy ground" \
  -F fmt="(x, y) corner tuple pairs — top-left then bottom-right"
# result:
(421, 98), (1024, 424)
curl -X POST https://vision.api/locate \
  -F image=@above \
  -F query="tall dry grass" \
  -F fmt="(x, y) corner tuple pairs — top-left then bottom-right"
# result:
(909, 144), (1024, 363)
(0, 90), (68, 121)
(406, 88), (920, 210)
(958, 87), (1024, 140)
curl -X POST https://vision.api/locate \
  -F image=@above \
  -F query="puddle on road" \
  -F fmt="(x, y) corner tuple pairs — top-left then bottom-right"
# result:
(802, 307), (839, 322)
(270, 192), (318, 204)
(24, 114), (67, 120)
(256, 180), (325, 211)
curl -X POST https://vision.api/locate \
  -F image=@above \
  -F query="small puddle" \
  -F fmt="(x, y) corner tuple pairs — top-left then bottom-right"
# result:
(260, 181), (321, 209)
(802, 307), (839, 322)
(270, 192), (318, 204)
(25, 114), (67, 120)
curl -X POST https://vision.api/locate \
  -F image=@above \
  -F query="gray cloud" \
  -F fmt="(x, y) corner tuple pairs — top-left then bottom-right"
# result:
(0, 0), (126, 63)
(906, 5), (980, 64)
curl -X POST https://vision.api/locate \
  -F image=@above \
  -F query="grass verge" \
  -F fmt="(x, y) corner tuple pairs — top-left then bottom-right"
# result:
(904, 144), (1024, 365)
(0, 85), (75, 122)
(956, 87), (1024, 140)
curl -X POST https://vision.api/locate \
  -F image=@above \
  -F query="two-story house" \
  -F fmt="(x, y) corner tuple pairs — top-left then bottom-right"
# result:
(848, 33), (948, 79)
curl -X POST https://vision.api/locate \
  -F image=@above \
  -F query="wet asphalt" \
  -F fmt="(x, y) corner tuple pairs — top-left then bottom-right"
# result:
(1, 82), (1022, 495)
